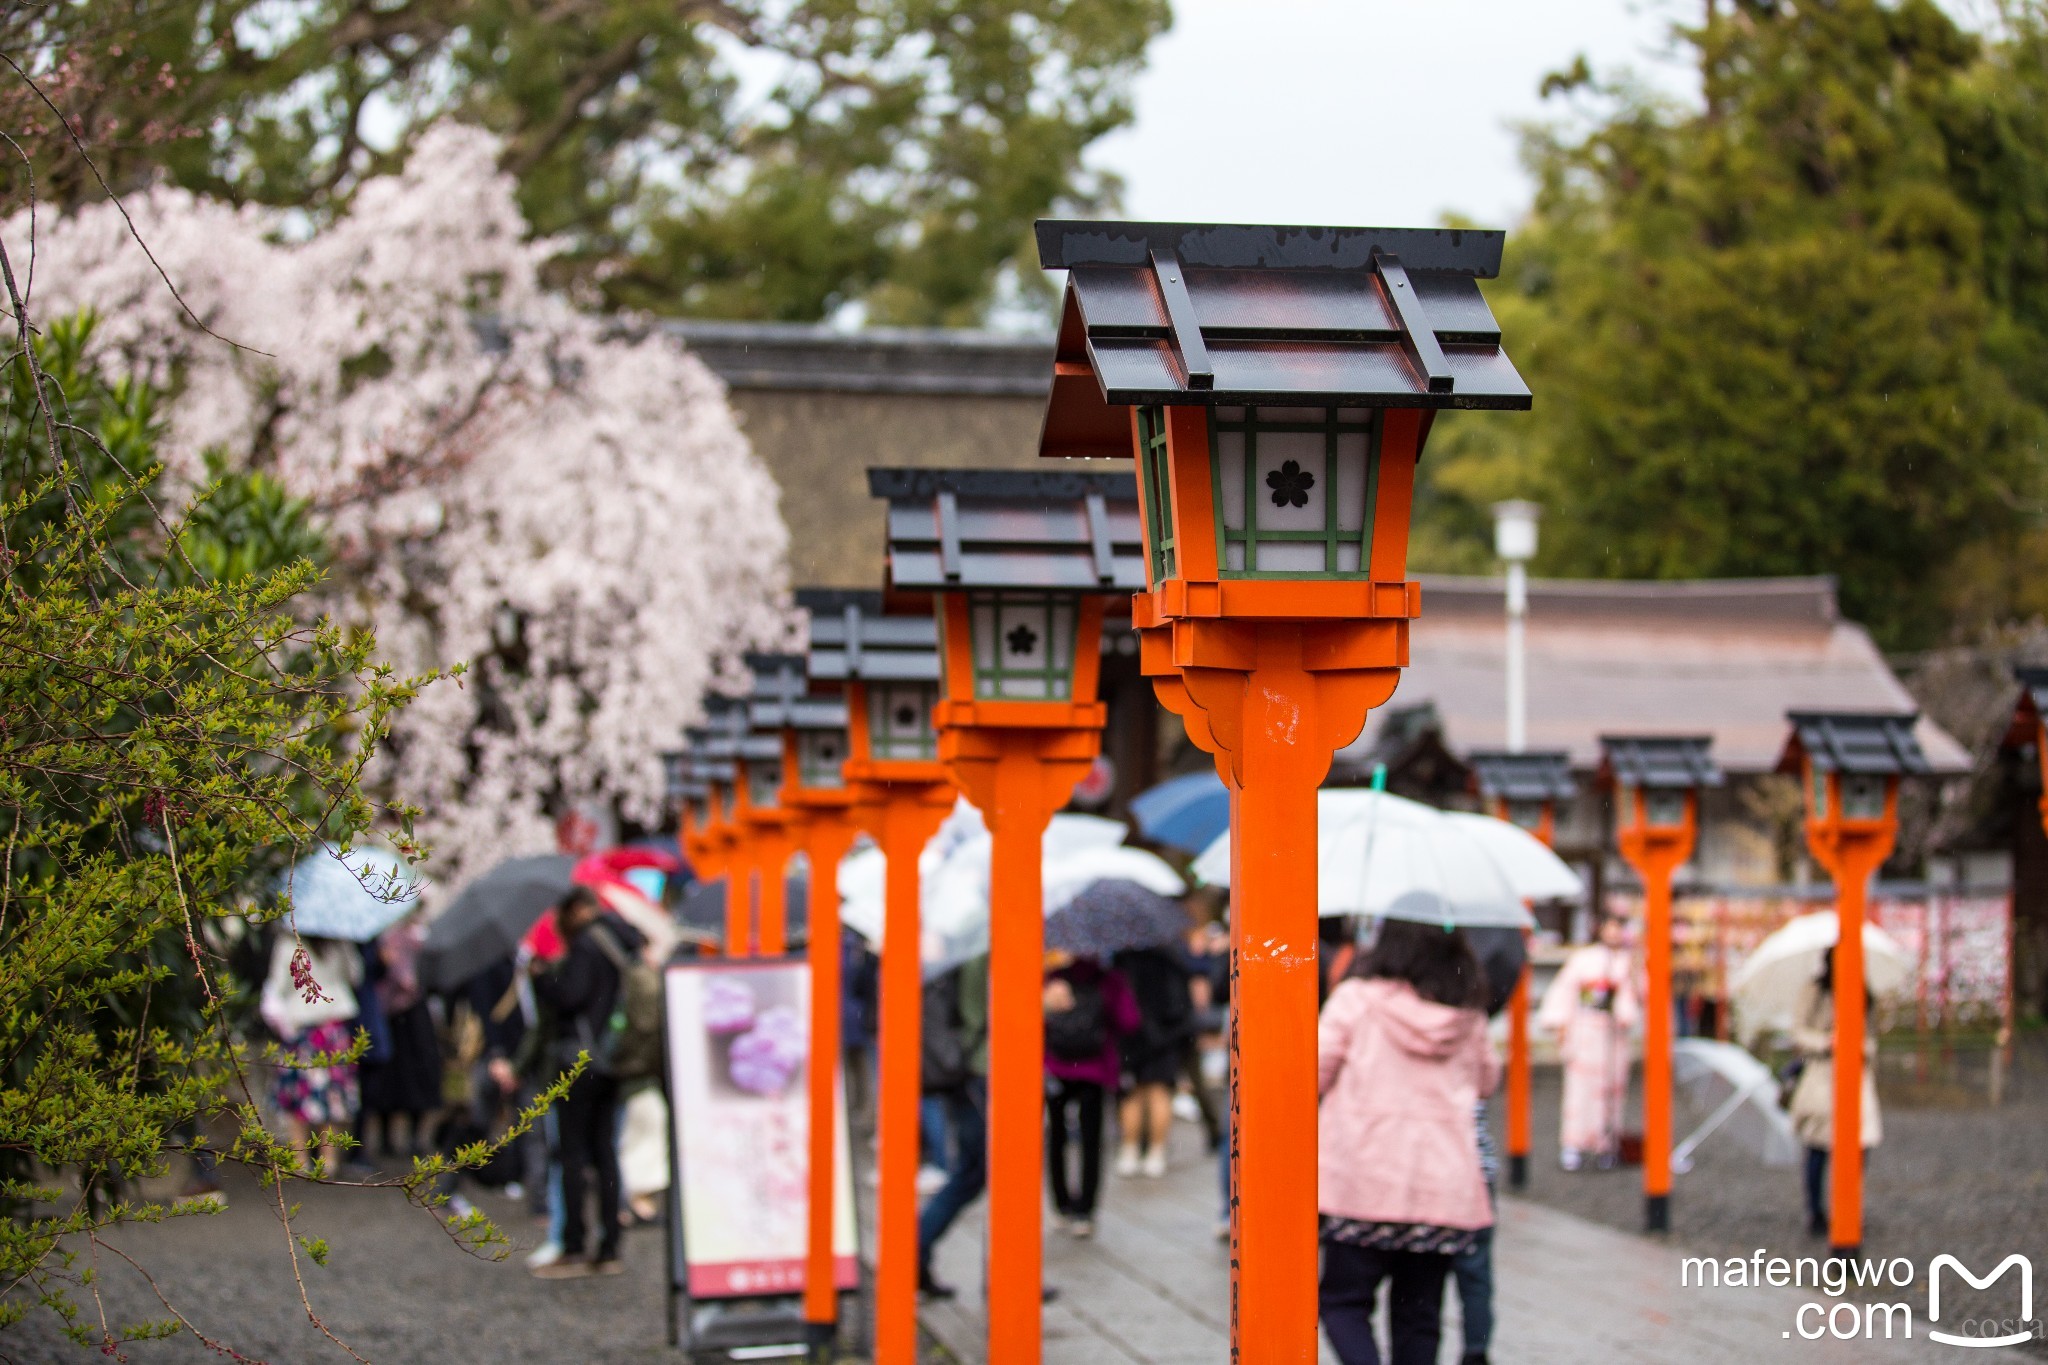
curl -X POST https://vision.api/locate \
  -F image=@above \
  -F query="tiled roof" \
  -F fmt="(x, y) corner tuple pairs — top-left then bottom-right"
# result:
(1347, 575), (1970, 775)
(745, 653), (847, 732)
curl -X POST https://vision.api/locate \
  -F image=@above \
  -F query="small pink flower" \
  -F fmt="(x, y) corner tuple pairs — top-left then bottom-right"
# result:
(289, 945), (331, 1005)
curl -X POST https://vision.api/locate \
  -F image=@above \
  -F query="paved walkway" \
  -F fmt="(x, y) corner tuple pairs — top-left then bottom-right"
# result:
(920, 1124), (1930, 1364)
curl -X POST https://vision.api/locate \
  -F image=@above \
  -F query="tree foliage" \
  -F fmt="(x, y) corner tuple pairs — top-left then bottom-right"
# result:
(1420, 0), (2048, 648)
(0, 309), (533, 1351)
(2, 0), (1169, 324)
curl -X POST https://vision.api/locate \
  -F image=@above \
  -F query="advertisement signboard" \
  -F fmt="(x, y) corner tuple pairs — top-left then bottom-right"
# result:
(664, 957), (858, 1310)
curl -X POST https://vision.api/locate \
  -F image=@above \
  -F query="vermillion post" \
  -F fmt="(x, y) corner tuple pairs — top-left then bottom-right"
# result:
(861, 791), (952, 1365)
(801, 809), (858, 1332)
(1505, 970), (1532, 1189)
(755, 821), (793, 955)
(1830, 844), (1870, 1254)
(1640, 833), (1676, 1233)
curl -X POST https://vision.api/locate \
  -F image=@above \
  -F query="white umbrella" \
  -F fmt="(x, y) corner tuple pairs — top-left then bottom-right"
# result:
(1670, 1038), (1801, 1172)
(279, 842), (420, 942)
(1190, 789), (1578, 929)
(836, 805), (1164, 974)
(1729, 912), (1912, 1043)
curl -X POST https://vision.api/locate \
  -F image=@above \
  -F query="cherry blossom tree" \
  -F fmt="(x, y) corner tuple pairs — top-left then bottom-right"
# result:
(18, 122), (792, 886)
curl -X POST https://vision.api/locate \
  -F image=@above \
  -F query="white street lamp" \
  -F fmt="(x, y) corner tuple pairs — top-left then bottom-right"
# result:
(1492, 500), (1540, 754)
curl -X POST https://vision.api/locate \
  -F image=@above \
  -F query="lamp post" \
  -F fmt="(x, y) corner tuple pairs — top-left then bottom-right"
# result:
(1778, 711), (1927, 1256)
(808, 592), (953, 1365)
(870, 467), (1140, 1362)
(1467, 748), (1575, 1191)
(749, 641), (862, 1345)
(692, 701), (766, 956)
(1034, 217), (1531, 1360)
(1598, 735), (1720, 1233)
(1492, 500), (1539, 754)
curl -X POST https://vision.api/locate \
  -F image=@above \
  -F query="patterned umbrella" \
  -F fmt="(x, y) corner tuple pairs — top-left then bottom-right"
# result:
(280, 843), (419, 942)
(1045, 878), (1188, 958)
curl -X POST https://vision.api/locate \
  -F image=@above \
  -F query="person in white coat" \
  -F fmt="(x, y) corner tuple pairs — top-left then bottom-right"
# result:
(1787, 946), (1881, 1236)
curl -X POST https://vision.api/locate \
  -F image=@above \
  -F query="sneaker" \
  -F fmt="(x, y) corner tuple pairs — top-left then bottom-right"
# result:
(1066, 1218), (1095, 1239)
(1140, 1147), (1167, 1179)
(531, 1256), (591, 1280)
(589, 1255), (625, 1276)
(1114, 1145), (1140, 1178)
(504, 1181), (525, 1202)
(1171, 1093), (1201, 1123)
(916, 1164), (949, 1196)
(177, 1182), (227, 1211)
(526, 1240), (565, 1270)
(446, 1194), (478, 1222)
(1559, 1149), (1582, 1173)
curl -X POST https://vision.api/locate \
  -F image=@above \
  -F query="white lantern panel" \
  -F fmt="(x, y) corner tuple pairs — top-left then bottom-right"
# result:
(1335, 542), (1362, 573)
(1216, 430), (1247, 532)
(1335, 431), (1370, 533)
(1254, 542), (1326, 572)
(1253, 429), (1326, 534)
(868, 683), (936, 761)
(1645, 789), (1686, 829)
(798, 729), (847, 789)
(1841, 774), (1887, 821)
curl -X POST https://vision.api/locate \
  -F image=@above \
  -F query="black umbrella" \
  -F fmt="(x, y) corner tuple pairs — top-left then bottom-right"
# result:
(1461, 926), (1530, 1018)
(1046, 879), (1188, 959)
(678, 874), (810, 950)
(419, 853), (577, 991)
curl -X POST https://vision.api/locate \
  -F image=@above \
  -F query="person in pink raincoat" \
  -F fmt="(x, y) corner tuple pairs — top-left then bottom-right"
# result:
(1536, 911), (1640, 1171)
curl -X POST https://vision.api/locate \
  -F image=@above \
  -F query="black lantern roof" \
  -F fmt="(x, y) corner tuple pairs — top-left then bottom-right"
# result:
(1598, 736), (1722, 791)
(1467, 750), (1577, 804)
(746, 652), (848, 732)
(800, 587), (941, 682)
(1780, 711), (1930, 777)
(1035, 218), (1533, 460)
(868, 468), (1144, 592)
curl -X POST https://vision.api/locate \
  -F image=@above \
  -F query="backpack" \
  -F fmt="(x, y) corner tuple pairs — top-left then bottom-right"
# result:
(1044, 974), (1109, 1062)
(586, 923), (665, 1082)
(922, 970), (983, 1095)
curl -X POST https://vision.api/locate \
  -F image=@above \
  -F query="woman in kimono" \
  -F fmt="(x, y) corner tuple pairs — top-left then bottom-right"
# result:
(1537, 912), (1639, 1171)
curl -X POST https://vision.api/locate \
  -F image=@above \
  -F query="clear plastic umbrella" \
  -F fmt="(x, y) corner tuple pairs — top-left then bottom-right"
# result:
(279, 842), (419, 942)
(1671, 1038), (1802, 1171)
(1729, 912), (1912, 1043)
(1191, 789), (1576, 929)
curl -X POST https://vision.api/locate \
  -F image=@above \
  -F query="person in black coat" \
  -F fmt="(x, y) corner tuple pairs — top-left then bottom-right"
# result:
(1113, 946), (1196, 1179)
(528, 886), (646, 1278)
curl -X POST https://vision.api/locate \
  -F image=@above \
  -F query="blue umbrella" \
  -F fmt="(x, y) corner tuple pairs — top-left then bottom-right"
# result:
(1129, 770), (1230, 854)
(281, 843), (419, 942)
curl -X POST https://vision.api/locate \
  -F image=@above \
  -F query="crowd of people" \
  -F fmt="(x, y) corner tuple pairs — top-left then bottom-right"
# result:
(238, 882), (668, 1282)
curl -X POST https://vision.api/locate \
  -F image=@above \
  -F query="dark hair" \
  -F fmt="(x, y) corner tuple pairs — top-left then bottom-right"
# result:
(558, 886), (603, 920)
(1351, 919), (1486, 1010)
(1816, 946), (1874, 1010)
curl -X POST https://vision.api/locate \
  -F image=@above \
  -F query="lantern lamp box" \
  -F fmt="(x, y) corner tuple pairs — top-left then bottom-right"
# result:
(1467, 749), (1575, 833)
(663, 957), (858, 1353)
(1777, 711), (1929, 826)
(801, 587), (948, 771)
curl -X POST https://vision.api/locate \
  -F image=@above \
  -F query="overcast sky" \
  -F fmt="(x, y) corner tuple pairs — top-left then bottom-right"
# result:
(1087, 0), (1700, 231)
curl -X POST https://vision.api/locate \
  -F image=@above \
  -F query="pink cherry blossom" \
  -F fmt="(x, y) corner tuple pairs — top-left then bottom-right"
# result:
(14, 123), (795, 892)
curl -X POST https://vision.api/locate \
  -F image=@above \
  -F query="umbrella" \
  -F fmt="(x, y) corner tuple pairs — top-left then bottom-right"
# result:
(1192, 789), (1576, 929)
(1129, 770), (1231, 854)
(279, 843), (420, 942)
(419, 853), (576, 990)
(1046, 879), (1190, 958)
(1042, 844), (1185, 917)
(1670, 1038), (1801, 1171)
(677, 874), (808, 949)
(1728, 912), (1912, 1043)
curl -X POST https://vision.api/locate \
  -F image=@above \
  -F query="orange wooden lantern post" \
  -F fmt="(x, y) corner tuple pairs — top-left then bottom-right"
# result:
(870, 468), (1139, 1362)
(683, 719), (751, 952)
(1778, 711), (1927, 1256)
(1467, 749), (1576, 1191)
(1034, 218), (1531, 1360)
(812, 593), (954, 1365)
(749, 644), (864, 1344)
(1598, 735), (1720, 1233)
